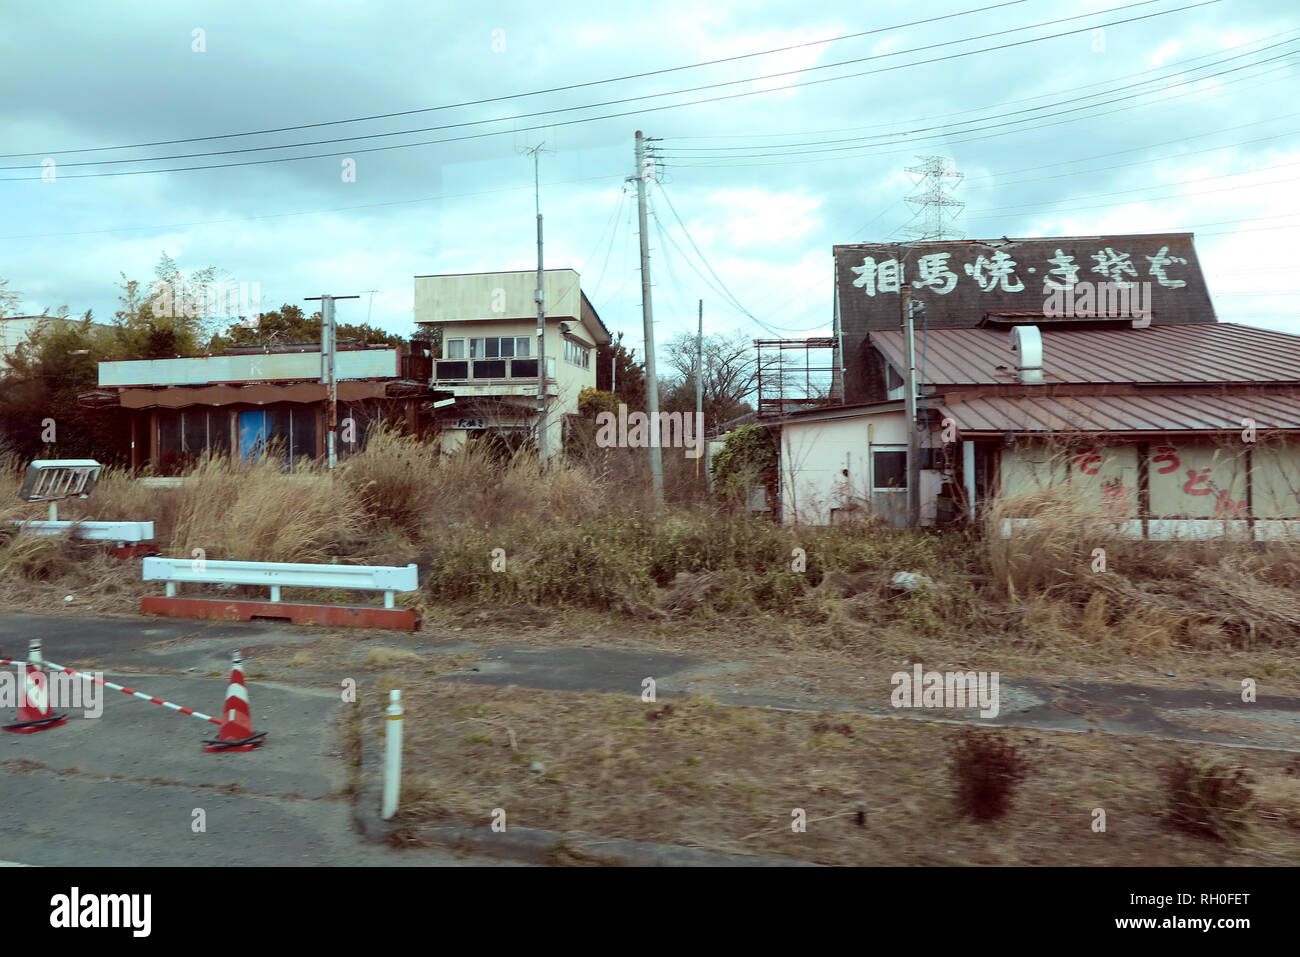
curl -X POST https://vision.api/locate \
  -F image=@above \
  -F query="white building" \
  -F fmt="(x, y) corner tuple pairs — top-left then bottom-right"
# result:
(413, 268), (611, 460)
(0, 315), (49, 370)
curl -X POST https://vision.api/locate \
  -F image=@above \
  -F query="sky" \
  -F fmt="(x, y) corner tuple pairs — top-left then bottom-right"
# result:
(2, 0), (1297, 364)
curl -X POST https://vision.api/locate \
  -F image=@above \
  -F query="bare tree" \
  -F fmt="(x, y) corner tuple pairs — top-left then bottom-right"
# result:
(660, 330), (759, 429)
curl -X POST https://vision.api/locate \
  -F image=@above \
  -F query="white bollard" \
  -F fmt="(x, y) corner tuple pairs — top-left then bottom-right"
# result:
(381, 689), (403, 820)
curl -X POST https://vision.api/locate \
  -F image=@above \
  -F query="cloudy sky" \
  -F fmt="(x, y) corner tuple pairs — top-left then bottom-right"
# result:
(2, 0), (1297, 361)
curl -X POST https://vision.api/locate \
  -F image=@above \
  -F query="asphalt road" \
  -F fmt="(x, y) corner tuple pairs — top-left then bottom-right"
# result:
(0, 614), (509, 866)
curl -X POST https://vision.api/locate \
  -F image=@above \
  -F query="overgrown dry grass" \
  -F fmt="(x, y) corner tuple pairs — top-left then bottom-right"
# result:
(375, 682), (1300, 865)
(0, 435), (1297, 694)
(985, 480), (1300, 650)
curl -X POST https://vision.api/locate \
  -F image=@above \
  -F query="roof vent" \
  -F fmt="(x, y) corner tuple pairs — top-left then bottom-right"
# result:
(1008, 325), (1044, 385)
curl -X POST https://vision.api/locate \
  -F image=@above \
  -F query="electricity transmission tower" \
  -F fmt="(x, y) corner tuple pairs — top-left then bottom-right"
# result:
(902, 156), (965, 241)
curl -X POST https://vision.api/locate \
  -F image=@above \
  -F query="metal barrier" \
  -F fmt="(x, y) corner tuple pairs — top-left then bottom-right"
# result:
(141, 557), (419, 608)
(13, 520), (155, 543)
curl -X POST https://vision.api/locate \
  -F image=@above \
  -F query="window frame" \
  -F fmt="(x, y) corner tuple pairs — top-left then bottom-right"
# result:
(871, 447), (908, 491)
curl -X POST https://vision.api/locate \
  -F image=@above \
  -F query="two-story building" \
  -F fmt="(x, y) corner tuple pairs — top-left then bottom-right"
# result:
(413, 268), (611, 460)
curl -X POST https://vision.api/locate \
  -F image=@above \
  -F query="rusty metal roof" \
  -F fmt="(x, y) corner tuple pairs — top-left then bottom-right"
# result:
(871, 322), (1300, 387)
(937, 389), (1300, 436)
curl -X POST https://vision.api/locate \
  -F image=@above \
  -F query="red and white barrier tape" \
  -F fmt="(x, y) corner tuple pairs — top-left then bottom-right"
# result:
(2, 656), (221, 726)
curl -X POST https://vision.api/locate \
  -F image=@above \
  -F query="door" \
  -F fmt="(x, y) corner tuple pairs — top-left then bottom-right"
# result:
(239, 410), (269, 460)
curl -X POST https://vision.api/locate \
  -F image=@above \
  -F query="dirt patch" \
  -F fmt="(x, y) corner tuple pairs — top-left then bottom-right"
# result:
(376, 682), (1300, 866)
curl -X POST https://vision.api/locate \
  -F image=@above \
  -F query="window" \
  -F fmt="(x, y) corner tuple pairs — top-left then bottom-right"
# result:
(872, 450), (907, 490)
(564, 338), (591, 368)
(446, 338), (465, 359)
(467, 336), (527, 360)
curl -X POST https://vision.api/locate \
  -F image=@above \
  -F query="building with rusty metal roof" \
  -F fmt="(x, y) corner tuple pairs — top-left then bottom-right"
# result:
(773, 233), (1300, 536)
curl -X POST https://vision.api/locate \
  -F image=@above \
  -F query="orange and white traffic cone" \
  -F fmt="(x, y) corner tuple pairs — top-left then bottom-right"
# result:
(202, 651), (266, 752)
(3, 639), (67, 734)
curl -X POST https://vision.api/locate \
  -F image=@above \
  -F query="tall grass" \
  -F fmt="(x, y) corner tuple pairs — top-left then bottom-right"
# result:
(1, 432), (1295, 661)
(170, 453), (365, 563)
(983, 467), (1300, 648)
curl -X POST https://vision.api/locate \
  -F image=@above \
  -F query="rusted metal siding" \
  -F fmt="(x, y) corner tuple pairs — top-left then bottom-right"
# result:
(937, 390), (1300, 436)
(872, 323), (1300, 388)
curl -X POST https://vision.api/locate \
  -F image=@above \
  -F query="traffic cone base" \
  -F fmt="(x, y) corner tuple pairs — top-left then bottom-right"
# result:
(4, 655), (66, 734)
(3, 713), (68, 734)
(203, 730), (267, 752)
(203, 653), (266, 753)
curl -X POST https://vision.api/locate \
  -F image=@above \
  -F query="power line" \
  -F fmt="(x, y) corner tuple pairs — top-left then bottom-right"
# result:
(963, 166), (1300, 218)
(661, 61), (1297, 170)
(660, 47), (1297, 165)
(668, 27), (1299, 142)
(0, 172), (624, 241)
(663, 34), (1298, 157)
(0, 0), (1221, 181)
(0, 0), (1033, 160)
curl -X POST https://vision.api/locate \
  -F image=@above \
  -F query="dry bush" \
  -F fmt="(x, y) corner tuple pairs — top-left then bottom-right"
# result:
(68, 466), (183, 540)
(982, 470), (1300, 649)
(365, 646), (423, 670)
(983, 479), (1138, 598)
(498, 454), (605, 526)
(338, 426), (438, 537)
(0, 530), (77, 582)
(171, 453), (364, 563)
(948, 728), (1029, 821)
(1162, 755), (1254, 842)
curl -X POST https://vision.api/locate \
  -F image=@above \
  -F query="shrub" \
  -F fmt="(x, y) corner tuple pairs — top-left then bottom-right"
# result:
(949, 729), (1029, 820)
(710, 424), (776, 504)
(338, 425), (438, 537)
(171, 453), (365, 563)
(1162, 756), (1254, 842)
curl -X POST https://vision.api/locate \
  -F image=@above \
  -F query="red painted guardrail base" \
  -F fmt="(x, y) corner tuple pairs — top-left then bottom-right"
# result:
(142, 596), (420, 631)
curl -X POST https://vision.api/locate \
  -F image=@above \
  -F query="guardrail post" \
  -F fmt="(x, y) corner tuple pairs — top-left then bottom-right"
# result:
(382, 689), (403, 820)
(383, 590), (395, 609)
(165, 582), (176, 598)
(270, 585), (281, 602)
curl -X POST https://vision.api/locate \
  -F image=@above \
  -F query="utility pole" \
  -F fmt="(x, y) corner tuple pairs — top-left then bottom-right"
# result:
(306, 293), (359, 470)
(695, 299), (703, 482)
(633, 130), (663, 501)
(901, 280), (920, 529)
(523, 144), (550, 467)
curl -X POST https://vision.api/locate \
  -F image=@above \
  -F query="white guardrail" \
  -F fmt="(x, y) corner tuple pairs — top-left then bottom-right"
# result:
(141, 558), (419, 608)
(13, 520), (155, 543)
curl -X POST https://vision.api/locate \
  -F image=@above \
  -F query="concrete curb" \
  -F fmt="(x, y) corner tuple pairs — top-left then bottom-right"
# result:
(392, 823), (822, 867)
(349, 700), (817, 866)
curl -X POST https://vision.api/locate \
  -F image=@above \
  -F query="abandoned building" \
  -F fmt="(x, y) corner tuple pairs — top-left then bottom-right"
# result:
(80, 343), (437, 473)
(413, 268), (612, 461)
(770, 232), (1300, 536)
